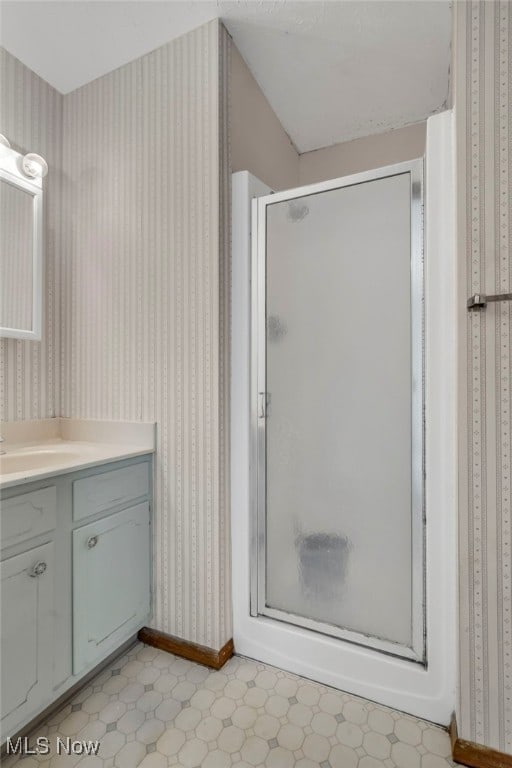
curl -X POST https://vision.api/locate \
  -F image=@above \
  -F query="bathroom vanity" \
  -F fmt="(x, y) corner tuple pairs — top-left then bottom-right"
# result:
(0, 420), (154, 743)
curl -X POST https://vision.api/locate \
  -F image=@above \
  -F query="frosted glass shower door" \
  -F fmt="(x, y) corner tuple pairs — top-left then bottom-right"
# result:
(252, 161), (425, 662)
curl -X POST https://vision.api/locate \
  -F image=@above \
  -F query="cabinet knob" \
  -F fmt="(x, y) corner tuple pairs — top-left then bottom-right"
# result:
(87, 535), (99, 549)
(29, 561), (47, 578)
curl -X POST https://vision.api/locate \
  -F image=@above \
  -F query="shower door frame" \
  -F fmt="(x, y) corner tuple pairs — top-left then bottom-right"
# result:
(250, 159), (426, 664)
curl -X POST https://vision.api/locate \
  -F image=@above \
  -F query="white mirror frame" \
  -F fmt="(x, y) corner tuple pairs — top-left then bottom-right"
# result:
(0, 144), (43, 341)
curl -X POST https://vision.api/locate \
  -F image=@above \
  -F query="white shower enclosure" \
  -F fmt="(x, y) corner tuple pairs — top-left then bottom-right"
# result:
(253, 162), (424, 663)
(231, 112), (456, 724)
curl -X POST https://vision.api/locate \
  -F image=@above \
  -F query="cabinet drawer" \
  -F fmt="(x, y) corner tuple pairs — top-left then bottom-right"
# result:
(1, 486), (57, 551)
(73, 462), (149, 522)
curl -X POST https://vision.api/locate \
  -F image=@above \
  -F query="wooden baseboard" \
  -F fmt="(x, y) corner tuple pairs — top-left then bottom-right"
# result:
(138, 627), (234, 670)
(450, 714), (512, 767)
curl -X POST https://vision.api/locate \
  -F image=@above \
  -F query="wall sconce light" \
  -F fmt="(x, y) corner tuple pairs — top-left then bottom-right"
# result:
(22, 152), (48, 179)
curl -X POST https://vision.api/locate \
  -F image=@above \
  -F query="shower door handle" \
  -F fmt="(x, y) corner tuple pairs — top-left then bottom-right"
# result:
(258, 393), (270, 419)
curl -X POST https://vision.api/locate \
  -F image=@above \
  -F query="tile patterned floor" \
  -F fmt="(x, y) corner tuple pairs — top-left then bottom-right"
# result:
(4, 642), (456, 768)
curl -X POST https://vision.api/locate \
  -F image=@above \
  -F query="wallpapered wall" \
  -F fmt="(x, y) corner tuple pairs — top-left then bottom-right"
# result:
(455, 0), (512, 753)
(0, 48), (62, 422)
(1, 21), (231, 651)
(60, 20), (231, 650)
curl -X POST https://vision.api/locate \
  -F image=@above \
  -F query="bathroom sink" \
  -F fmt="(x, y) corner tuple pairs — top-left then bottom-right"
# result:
(0, 435), (154, 487)
(0, 447), (84, 474)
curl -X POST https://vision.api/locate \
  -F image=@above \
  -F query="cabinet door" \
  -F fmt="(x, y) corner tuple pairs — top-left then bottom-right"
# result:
(73, 503), (150, 673)
(1, 542), (54, 736)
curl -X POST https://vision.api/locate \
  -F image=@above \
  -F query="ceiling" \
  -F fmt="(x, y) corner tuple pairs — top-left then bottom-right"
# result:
(0, 1), (452, 153)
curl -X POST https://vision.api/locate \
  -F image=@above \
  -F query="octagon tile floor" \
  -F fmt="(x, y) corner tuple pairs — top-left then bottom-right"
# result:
(5, 642), (456, 768)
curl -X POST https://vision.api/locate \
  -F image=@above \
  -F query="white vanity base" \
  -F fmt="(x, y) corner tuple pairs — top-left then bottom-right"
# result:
(0, 420), (154, 745)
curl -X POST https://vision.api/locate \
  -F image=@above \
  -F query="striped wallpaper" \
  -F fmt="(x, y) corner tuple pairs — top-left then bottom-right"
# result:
(60, 20), (231, 650)
(455, 1), (512, 753)
(0, 48), (62, 421)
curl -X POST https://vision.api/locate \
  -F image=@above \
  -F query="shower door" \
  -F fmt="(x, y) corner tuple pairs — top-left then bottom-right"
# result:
(252, 160), (425, 663)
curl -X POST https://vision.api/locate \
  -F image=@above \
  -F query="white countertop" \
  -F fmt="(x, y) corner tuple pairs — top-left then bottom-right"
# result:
(0, 419), (155, 490)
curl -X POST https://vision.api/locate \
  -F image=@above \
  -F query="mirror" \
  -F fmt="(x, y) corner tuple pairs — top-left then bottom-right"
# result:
(0, 143), (44, 340)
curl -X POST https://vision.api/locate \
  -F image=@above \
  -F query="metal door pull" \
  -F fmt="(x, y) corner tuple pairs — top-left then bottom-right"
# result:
(258, 393), (271, 418)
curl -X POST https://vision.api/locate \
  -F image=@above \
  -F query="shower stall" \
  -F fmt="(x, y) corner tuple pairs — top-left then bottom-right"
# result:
(231, 112), (456, 724)
(253, 160), (424, 663)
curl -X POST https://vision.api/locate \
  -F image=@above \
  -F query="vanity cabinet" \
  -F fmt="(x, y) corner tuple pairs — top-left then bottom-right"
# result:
(73, 503), (150, 673)
(0, 455), (152, 744)
(0, 541), (54, 729)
